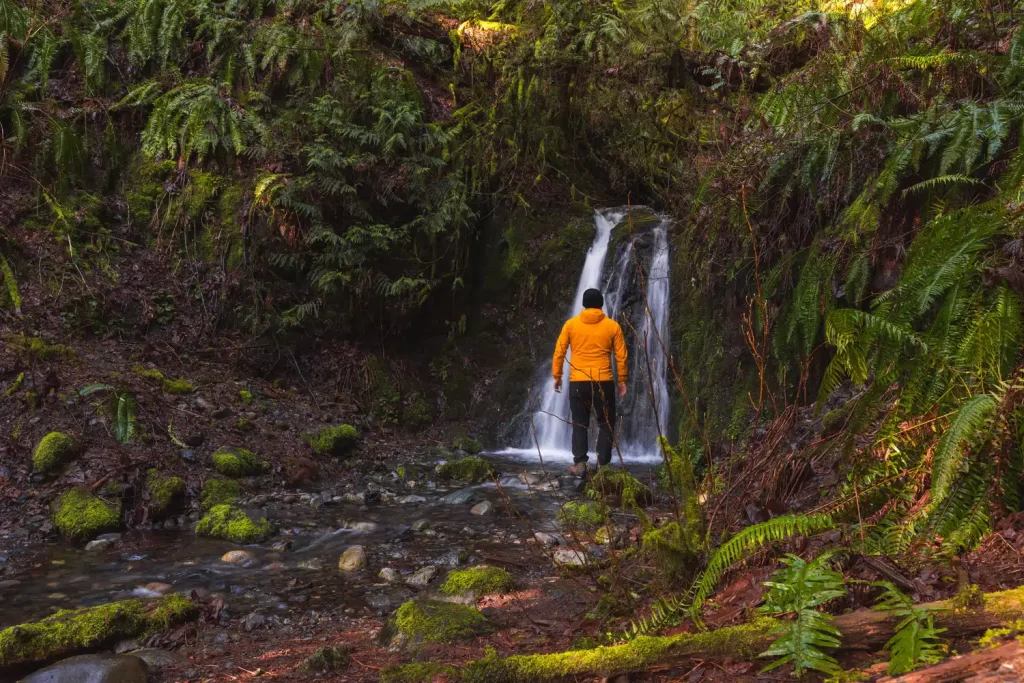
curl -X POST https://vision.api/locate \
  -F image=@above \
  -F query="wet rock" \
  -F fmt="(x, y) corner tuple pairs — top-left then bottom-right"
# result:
(211, 407), (233, 419)
(470, 501), (493, 516)
(298, 558), (324, 571)
(534, 531), (566, 546)
(537, 479), (561, 491)
(241, 612), (266, 632)
(184, 433), (205, 448)
(309, 494), (324, 509)
(96, 533), (122, 543)
(180, 449), (197, 463)
(434, 549), (468, 567)
(405, 566), (438, 587)
(398, 495), (426, 505)
(517, 471), (546, 486)
(343, 492), (366, 504)
(296, 646), (350, 674)
(128, 648), (192, 672)
(132, 582), (172, 597)
(85, 538), (113, 552)
(338, 545), (367, 571)
(441, 488), (478, 505)
(553, 549), (587, 566)
(378, 567), (401, 583)
(412, 519), (430, 532)
(346, 521), (378, 532)
(194, 397), (213, 411)
(221, 550), (258, 566)
(21, 654), (148, 683)
(0, 579), (23, 589)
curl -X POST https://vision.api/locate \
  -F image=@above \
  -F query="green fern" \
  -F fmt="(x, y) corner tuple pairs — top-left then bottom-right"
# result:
(873, 582), (946, 674)
(930, 393), (998, 506)
(115, 392), (138, 443)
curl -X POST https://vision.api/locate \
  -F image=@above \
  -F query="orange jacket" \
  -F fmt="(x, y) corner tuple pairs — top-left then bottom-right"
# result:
(552, 308), (628, 383)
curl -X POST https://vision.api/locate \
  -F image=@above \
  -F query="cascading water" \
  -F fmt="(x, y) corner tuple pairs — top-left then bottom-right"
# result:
(507, 208), (672, 463)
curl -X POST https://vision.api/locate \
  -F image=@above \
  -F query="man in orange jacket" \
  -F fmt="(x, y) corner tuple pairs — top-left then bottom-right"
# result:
(552, 288), (628, 474)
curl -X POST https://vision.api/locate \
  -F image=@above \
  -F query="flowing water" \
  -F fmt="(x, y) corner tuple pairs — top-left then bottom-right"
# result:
(504, 209), (672, 463)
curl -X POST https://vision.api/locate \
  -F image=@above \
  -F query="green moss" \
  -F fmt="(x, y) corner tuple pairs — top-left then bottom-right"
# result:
(641, 522), (698, 580)
(146, 469), (185, 515)
(5, 372), (24, 397)
(235, 418), (255, 432)
(557, 501), (607, 529)
(52, 488), (120, 540)
(211, 447), (268, 477)
(953, 584), (986, 612)
(195, 504), (272, 543)
(587, 468), (653, 509)
(133, 365), (195, 394)
(437, 456), (493, 482)
(452, 435), (484, 454)
(305, 424), (358, 456)
(0, 594), (197, 668)
(461, 618), (779, 682)
(32, 431), (77, 473)
(393, 599), (491, 644)
(200, 478), (239, 510)
(402, 397), (432, 429)
(381, 663), (459, 683)
(296, 646), (350, 673)
(239, 389), (253, 404)
(5, 333), (76, 362)
(440, 565), (514, 596)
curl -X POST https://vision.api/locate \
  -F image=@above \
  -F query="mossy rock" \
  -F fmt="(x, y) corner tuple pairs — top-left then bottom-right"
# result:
(587, 468), (652, 508)
(195, 504), (272, 543)
(200, 478), (239, 510)
(452, 435), (484, 454)
(381, 662), (459, 683)
(388, 599), (491, 646)
(305, 424), (358, 457)
(239, 389), (253, 404)
(0, 594), (197, 669)
(296, 646), (350, 673)
(146, 470), (185, 516)
(32, 431), (78, 474)
(52, 488), (120, 541)
(437, 456), (493, 482)
(556, 501), (607, 529)
(440, 565), (514, 597)
(211, 447), (268, 478)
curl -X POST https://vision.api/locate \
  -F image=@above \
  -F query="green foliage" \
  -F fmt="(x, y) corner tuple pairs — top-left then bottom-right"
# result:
(194, 504), (272, 543)
(239, 389), (253, 404)
(211, 447), (267, 477)
(873, 582), (946, 674)
(556, 501), (607, 529)
(641, 522), (698, 581)
(437, 455), (493, 482)
(115, 391), (138, 443)
(587, 468), (653, 509)
(759, 553), (846, 677)
(200, 478), (239, 510)
(305, 424), (358, 457)
(32, 431), (77, 473)
(440, 565), (515, 596)
(453, 435), (484, 454)
(51, 487), (120, 540)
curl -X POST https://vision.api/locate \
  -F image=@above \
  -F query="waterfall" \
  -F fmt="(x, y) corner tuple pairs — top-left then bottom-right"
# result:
(508, 208), (671, 463)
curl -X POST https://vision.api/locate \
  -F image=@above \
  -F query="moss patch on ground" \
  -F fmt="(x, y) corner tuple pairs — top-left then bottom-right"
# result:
(133, 365), (195, 394)
(305, 424), (358, 456)
(146, 469), (185, 515)
(393, 599), (491, 645)
(452, 435), (484, 454)
(195, 504), (272, 543)
(32, 431), (77, 473)
(587, 468), (653, 508)
(0, 594), (197, 668)
(557, 501), (607, 529)
(52, 488), (120, 540)
(440, 565), (515, 597)
(437, 456), (493, 482)
(211, 447), (268, 477)
(296, 646), (350, 673)
(381, 662), (459, 683)
(200, 478), (239, 510)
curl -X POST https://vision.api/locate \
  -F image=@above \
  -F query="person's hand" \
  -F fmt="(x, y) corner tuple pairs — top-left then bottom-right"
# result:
(618, 382), (627, 398)
(554, 379), (562, 393)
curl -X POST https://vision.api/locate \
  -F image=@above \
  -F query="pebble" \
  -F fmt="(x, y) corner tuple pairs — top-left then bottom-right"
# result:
(241, 612), (266, 632)
(21, 654), (148, 683)
(343, 493), (366, 504)
(181, 449), (197, 463)
(405, 566), (438, 587)
(0, 579), (22, 589)
(397, 495), (426, 505)
(270, 540), (293, 552)
(185, 432), (205, 447)
(346, 521), (378, 532)
(211, 407), (233, 419)
(338, 545), (367, 571)
(470, 501), (493, 516)
(298, 558), (324, 571)
(221, 550), (258, 566)
(85, 538), (113, 552)
(378, 567), (400, 583)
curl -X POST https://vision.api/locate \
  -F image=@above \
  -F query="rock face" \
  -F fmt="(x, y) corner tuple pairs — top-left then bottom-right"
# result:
(338, 545), (367, 571)
(20, 654), (148, 683)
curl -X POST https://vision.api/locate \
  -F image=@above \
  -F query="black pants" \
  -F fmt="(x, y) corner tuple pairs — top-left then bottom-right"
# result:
(569, 380), (616, 466)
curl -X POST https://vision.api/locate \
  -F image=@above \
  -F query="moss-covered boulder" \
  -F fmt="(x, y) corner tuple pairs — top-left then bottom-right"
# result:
(587, 467), (653, 508)
(556, 501), (607, 529)
(211, 447), (268, 478)
(200, 478), (239, 510)
(440, 565), (515, 597)
(52, 488), (120, 541)
(146, 470), (185, 516)
(381, 662), (459, 683)
(32, 431), (77, 474)
(0, 594), (197, 669)
(437, 456), (493, 482)
(296, 646), (350, 673)
(388, 599), (491, 647)
(195, 504), (272, 543)
(305, 424), (358, 457)
(452, 435), (484, 454)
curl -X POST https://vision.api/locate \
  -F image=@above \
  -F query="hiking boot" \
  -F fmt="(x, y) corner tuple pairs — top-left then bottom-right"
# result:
(567, 463), (587, 476)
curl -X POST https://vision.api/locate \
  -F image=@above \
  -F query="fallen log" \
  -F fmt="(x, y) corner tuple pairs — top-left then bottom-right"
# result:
(881, 640), (1024, 682)
(451, 586), (1024, 682)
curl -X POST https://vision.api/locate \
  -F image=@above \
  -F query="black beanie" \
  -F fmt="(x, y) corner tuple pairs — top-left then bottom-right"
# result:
(582, 288), (604, 309)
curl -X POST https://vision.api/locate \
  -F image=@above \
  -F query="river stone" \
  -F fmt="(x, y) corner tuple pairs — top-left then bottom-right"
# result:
(534, 531), (566, 546)
(553, 549), (587, 566)
(343, 492), (366, 504)
(298, 558), (324, 570)
(441, 488), (477, 505)
(309, 494), (324, 509)
(85, 538), (113, 552)
(128, 648), (192, 672)
(397, 495), (426, 505)
(21, 654), (148, 683)
(221, 550), (258, 566)
(412, 519), (430, 531)
(338, 545), (367, 571)
(347, 521), (378, 532)
(470, 501), (493, 516)
(405, 566), (438, 587)
(378, 567), (401, 583)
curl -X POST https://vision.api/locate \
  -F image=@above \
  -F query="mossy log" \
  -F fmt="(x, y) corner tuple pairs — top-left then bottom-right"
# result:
(878, 639), (1024, 682)
(459, 586), (1024, 681)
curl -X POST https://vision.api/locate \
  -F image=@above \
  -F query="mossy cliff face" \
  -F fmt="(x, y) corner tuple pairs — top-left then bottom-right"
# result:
(200, 478), (240, 510)
(390, 599), (491, 646)
(0, 594), (197, 669)
(146, 469), (185, 516)
(437, 456), (493, 483)
(52, 488), (120, 541)
(305, 424), (358, 457)
(32, 432), (77, 474)
(440, 566), (515, 597)
(195, 504), (272, 543)
(211, 447), (268, 478)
